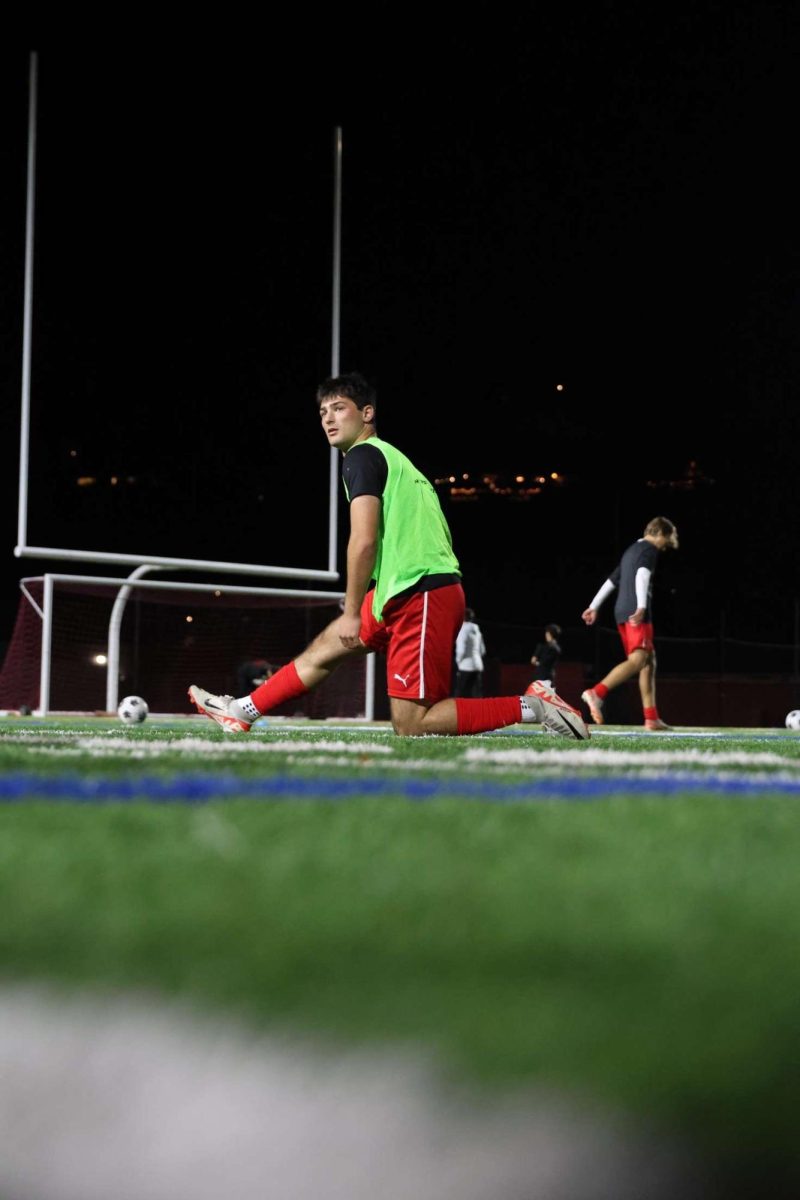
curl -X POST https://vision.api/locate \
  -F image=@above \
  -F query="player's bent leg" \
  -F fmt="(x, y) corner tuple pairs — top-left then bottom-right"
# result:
(390, 696), (456, 736)
(390, 690), (589, 740)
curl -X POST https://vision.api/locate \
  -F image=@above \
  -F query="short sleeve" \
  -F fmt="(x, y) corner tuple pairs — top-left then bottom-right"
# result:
(342, 443), (388, 501)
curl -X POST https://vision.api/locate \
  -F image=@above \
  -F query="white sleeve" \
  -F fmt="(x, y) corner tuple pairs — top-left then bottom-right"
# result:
(589, 578), (616, 611)
(635, 566), (652, 609)
(455, 624), (469, 662)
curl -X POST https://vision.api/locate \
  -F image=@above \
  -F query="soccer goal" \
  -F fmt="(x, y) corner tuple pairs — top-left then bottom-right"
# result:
(0, 575), (374, 719)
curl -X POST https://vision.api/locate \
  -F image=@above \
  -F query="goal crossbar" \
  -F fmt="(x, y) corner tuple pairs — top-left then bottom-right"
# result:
(14, 545), (338, 581)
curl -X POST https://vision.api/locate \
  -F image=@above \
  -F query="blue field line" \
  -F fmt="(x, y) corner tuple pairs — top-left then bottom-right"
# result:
(1, 772), (800, 803)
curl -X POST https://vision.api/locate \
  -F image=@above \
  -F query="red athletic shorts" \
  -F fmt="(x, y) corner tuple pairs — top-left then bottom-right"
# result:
(359, 583), (465, 702)
(617, 621), (655, 656)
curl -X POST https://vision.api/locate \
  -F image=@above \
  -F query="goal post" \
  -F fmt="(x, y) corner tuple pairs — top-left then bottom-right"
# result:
(0, 575), (376, 721)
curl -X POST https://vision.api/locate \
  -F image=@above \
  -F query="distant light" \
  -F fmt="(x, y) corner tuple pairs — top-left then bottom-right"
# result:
(126, 476), (136, 484)
(515, 475), (524, 483)
(536, 476), (546, 484)
(185, 615), (194, 623)
(69, 449), (77, 457)
(110, 476), (119, 486)
(93, 653), (107, 666)
(550, 472), (559, 480)
(556, 383), (564, 392)
(214, 590), (222, 597)
(77, 476), (96, 487)
(449, 476), (456, 483)
(462, 473), (469, 480)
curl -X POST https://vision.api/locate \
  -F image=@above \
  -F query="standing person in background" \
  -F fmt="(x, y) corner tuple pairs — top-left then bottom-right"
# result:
(580, 516), (679, 732)
(530, 623), (562, 689)
(454, 608), (486, 697)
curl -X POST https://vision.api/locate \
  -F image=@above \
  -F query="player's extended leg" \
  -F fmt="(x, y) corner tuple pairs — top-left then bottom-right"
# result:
(189, 616), (369, 733)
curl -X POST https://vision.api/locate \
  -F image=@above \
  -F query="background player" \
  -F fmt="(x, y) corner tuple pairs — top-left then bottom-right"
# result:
(529, 623), (562, 689)
(580, 517), (678, 731)
(190, 372), (588, 740)
(454, 607), (486, 697)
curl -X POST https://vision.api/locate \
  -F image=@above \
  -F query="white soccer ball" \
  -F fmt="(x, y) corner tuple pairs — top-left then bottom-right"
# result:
(118, 695), (149, 725)
(785, 710), (800, 731)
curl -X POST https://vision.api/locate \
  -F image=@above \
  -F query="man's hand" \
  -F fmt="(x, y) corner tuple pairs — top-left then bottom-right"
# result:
(335, 613), (363, 649)
(628, 607), (646, 626)
(530, 655), (539, 666)
(582, 608), (597, 626)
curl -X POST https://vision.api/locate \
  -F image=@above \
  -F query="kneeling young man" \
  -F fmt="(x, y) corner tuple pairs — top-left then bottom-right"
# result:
(580, 516), (679, 731)
(190, 372), (588, 739)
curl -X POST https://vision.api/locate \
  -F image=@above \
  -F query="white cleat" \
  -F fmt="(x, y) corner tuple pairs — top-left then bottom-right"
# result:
(521, 680), (590, 740)
(188, 685), (252, 733)
(581, 688), (605, 726)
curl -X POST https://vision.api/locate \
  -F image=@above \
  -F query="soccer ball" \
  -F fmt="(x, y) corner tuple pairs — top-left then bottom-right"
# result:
(785, 710), (800, 732)
(118, 695), (149, 725)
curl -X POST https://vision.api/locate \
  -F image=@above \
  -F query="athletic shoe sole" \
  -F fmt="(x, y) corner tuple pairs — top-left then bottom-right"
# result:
(543, 707), (590, 740)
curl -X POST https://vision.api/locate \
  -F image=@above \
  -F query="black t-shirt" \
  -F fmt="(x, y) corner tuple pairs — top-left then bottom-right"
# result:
(610, 539), (659, 623)
(533, 640), (561, 679)
(342, 443), (388, 500)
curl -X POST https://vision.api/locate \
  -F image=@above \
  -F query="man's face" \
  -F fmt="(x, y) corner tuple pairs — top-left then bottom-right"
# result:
(319, 395), (373, 452)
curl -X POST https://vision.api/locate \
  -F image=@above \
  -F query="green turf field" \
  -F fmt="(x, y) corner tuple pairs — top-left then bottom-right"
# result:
(2, 713), (800, 1181)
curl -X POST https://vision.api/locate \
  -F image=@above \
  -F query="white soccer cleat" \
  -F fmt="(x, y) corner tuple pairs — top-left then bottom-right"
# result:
(188, 685), (252, 733)
(581, 687), (605, 726)
(521, 680), (590, 740)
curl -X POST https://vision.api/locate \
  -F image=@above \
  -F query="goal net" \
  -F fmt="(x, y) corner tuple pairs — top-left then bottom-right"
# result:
(0, 578), (369, 718)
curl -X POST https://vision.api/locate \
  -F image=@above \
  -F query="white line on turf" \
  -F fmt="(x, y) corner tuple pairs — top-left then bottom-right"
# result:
(74, 737), (394, 756)
(0, 986), (706, 1200)
(465, 748), (800, 768)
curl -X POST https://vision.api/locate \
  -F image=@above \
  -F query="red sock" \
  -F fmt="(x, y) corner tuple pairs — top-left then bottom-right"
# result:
(455, 696), (522, 735)
(249, 662), (309, 714)
(594, 683), (609, 700)
(644, 706), (658, 721)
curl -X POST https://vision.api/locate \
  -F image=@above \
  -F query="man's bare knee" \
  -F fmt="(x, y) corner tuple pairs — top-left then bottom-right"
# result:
(392, 713), (424, 736)
(390, 700), (430, 737)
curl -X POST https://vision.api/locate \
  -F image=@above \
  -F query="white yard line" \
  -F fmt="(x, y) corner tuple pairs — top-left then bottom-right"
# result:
(465, 747), (800, 768)
(0, 986), (705, 1200)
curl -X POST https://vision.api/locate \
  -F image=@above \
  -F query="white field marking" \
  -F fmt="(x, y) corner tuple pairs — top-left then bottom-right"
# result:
(0, 986), (705, 1200)
(75, 737), (394, 756)
(15, 748), (800, 790)
(465, 747), (800, 769)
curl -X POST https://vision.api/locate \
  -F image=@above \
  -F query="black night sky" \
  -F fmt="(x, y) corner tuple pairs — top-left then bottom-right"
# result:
(1, 15), (799, 668)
